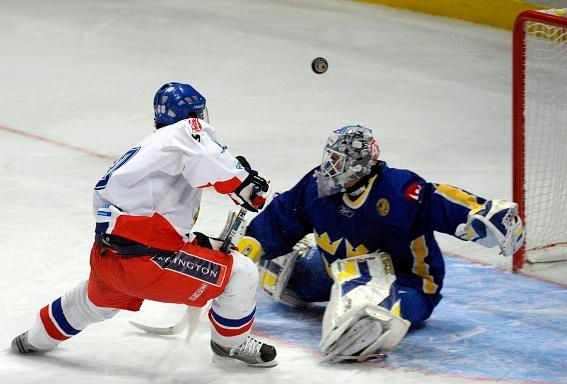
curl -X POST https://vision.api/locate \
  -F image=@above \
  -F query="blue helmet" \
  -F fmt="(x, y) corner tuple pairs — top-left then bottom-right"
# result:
(153, 82), (208, 128)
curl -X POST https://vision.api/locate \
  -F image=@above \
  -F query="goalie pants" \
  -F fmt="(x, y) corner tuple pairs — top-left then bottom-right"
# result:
(26, 241), (258, 351)
(287, 247), (441, 327)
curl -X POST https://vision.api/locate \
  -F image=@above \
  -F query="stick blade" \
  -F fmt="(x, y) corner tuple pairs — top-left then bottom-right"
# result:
(129, 312), (189, 335)
(185, 305), (206, 342)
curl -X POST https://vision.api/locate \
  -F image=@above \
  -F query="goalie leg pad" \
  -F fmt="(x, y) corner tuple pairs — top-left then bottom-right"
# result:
(258, 251), (305, 307)
(257, 235), (316, 307)
(320, 316), (383, 363)
(320, 253), (410, 362)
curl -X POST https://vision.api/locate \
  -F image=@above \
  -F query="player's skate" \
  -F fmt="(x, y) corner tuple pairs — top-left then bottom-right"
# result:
(11, 331), (41, 354)
(210, 335), (277, 368)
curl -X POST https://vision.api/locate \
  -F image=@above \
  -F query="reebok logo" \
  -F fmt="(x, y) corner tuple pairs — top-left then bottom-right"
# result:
(339, 205), (355, 218)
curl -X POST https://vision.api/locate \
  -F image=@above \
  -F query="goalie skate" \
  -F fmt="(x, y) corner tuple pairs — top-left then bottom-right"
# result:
(210, 335), (278, 368)
(321, 317), (386, 364)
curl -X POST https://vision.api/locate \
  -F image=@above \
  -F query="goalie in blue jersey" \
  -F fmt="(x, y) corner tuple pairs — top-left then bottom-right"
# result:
(236, 125), (524, 363)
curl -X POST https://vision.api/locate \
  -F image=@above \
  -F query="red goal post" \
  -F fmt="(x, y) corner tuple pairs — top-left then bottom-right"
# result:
(513, 8), (567, 271)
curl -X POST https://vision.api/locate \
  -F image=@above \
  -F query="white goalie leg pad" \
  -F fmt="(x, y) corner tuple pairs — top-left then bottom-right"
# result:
(320, 252), (410, 362)
(257, 235), (315, 308)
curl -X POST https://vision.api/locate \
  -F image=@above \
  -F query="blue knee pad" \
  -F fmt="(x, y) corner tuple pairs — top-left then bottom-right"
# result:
(287, 247), (333, 302)
(395, 283), (442, 327)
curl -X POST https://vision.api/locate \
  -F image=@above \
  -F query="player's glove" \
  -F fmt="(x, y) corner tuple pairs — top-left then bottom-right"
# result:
(455, 199), (524, 256)
(229, 156), (270, 212)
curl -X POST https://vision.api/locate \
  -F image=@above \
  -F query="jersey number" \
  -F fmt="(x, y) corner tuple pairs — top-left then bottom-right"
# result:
(94, 147), (141, 190)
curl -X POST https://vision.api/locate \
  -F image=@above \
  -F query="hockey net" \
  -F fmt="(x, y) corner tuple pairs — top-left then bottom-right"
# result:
(513, 8), (567, 270)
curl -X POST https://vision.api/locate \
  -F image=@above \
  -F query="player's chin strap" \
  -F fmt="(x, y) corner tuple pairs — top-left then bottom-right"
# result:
(319, 253), (410, 364)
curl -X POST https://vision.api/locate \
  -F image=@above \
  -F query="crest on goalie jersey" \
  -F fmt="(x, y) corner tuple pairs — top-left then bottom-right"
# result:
(404, 182), (422, 201)
(376, 198), (390, 216)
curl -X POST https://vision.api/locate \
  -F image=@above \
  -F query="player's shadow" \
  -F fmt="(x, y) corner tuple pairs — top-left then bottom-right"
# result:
(259, 300), (326, 322)
(7, 351), (176, 382)
(6, 344), (252, 383)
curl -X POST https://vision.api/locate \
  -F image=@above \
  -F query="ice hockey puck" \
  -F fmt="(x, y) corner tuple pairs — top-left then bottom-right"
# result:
(311, 57), (328, 74)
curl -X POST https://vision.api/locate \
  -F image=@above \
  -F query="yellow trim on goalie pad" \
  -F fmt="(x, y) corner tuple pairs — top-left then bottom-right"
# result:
(336, 259), (362, 282)
(261, 270), (277, 290)
(353, 0), (547, 30)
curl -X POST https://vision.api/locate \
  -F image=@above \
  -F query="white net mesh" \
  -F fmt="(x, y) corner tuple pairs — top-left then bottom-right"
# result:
(523, 9), (567, 262)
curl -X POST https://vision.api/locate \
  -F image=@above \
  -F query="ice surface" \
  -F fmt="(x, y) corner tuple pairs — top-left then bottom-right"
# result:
(1, 1), (566, 383)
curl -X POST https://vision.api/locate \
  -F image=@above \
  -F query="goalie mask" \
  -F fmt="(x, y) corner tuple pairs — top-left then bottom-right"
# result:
(153, 82), (209, 128)
(316, 125), (380, 197)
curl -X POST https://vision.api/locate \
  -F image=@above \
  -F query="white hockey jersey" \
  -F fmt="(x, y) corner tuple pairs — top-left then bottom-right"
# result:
(93, 118), (249, 250)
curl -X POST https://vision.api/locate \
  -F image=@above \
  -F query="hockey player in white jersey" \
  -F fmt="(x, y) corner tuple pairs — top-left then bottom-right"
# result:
(11, 82), (277, 367)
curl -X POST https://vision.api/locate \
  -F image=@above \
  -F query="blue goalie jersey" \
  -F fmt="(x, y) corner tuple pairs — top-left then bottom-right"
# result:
(247, 161), (486, 298)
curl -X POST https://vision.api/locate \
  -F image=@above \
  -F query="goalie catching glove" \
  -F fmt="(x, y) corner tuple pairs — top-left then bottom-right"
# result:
(229, 156), (271, 213)
(455, 199), (524, 257)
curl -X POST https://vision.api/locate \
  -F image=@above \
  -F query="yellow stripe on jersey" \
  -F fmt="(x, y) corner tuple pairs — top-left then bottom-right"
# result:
(410, 235), (438, 294)
(345, 239), (369, 258)
(320, 253), (333, 277)
(342, 174), (378, 209)
(434, 184), (483, 210)
(315, 231), (342, 255)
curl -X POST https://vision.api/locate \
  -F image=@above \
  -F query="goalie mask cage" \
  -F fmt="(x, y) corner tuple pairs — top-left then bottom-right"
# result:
(513, 8), (567, 271)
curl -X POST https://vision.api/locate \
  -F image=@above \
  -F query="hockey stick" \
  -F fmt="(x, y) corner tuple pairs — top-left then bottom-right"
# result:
(129, 311), (189, 335)
(183, 208), (248, 342)
(220, 207), (247, 253)
(129, 208), (248, 337)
